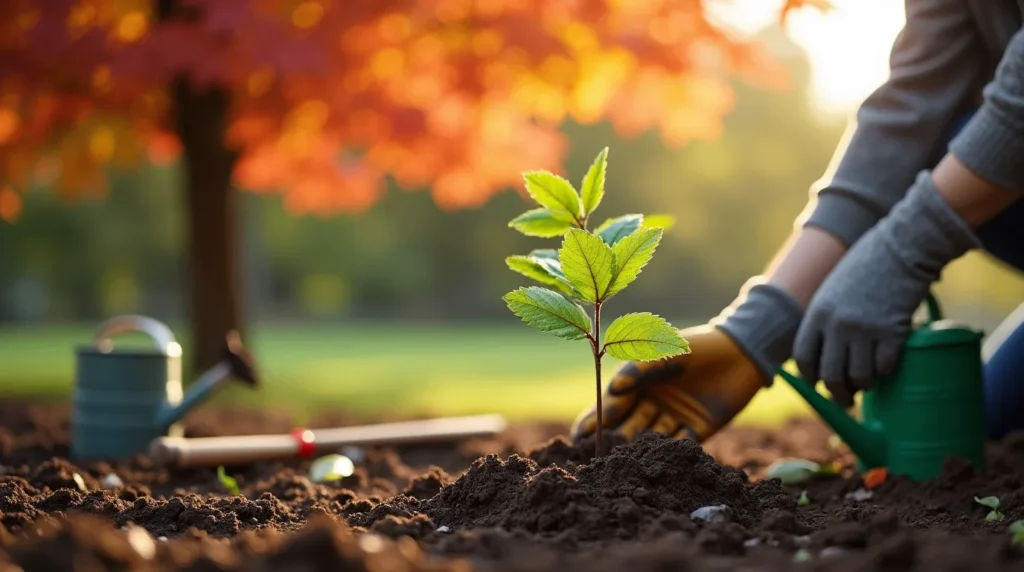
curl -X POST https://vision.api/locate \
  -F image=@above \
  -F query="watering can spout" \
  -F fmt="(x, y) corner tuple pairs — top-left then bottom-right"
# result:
(157, 331), (259, 432)
(775, 369), (888, 471)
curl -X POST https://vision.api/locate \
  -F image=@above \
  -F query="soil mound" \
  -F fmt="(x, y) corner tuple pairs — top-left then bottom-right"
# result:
(425, 433), (791, 542)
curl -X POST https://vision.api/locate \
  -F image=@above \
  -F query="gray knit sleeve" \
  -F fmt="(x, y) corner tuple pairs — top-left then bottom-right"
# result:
(949, 28), (1024, 194)
(797, 0), (987, 247)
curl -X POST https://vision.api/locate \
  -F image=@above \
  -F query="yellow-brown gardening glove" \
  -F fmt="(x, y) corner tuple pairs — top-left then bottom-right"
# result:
(571, 278), (804, 443)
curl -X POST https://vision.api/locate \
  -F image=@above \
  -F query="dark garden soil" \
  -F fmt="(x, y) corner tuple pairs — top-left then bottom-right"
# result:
(1, 399), (1023, 571)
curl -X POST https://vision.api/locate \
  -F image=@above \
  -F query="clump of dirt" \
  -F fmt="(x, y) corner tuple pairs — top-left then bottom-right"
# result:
(424, 433), (791, 543)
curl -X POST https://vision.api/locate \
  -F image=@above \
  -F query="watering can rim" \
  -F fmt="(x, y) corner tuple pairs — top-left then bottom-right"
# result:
(906, 318), (983, 348)
(76, 345), (183, 357)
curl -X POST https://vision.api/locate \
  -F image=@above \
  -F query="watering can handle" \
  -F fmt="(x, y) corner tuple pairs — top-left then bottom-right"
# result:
(923, 292), (942, 324)
(93, 315), (179, 356)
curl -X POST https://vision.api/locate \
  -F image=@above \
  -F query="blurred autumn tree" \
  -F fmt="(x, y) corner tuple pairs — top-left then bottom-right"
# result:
(0, 0), (811, 370)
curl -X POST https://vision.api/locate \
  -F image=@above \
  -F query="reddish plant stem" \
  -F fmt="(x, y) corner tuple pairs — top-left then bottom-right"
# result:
(593, 300), (603, 458)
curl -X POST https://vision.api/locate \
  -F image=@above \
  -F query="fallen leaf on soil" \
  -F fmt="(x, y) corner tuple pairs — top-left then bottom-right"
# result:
(863, 467), (887, 489)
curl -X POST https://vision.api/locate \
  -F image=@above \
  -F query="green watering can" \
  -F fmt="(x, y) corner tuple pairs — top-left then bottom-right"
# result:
(776, 293), (986, 481)
(70, 315), (258, 460)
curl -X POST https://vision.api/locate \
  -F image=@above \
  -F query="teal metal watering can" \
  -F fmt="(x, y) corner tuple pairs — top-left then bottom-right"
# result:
(70, 315), (258, 460)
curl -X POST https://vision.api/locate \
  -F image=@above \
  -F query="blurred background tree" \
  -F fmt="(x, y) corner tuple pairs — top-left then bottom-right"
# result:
(1, 20), (843, 328)
(4, 1), (1023, 422)
(0, 0), (802, 371)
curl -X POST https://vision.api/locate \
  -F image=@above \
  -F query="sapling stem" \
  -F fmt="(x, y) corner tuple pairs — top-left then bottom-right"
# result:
(593, 300), (603, 458)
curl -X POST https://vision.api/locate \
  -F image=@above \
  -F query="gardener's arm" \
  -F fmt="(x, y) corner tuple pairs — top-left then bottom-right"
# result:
(797, 0), (987, 248)
(719, 0), (987, 370)
(935, 19), (1024, 223)
(758, 0), (987, 307)
(793, 26), (1024, 402)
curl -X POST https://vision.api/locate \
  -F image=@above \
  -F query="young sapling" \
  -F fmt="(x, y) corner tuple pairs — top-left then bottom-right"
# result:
(217, 465), (240, 496)
(503, 147), (689, 457)
(975, 496), (1004, 521)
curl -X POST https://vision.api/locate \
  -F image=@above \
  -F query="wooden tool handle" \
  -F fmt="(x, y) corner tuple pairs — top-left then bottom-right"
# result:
(149, 414), (507, 468)
(310, 414), (507, 449)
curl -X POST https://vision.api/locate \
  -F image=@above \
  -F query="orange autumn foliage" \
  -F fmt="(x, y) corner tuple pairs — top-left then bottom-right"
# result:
(0, 0), (811, 222)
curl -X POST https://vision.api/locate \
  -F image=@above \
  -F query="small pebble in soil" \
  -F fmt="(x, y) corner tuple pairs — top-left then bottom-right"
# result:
(436, 526), (452, 534)
(793, 535), (811, 547)
(793, 549), (813, 563)
(100, 473), (124, 489)
(845, 488), (873, 502)
(820, 546), (851, 559)
(72, 472), (87, 492)
(310, 454), (355, 483)
(743, 538), (761, 548)
(690, 505), (732, 524)
(124, 525), (156, 560)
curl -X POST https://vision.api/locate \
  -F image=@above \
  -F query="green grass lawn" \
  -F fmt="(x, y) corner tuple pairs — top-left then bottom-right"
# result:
(0, 322), (814, 426)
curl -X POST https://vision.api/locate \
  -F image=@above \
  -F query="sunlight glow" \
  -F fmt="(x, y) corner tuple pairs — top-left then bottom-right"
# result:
(710, 0), (906, 115)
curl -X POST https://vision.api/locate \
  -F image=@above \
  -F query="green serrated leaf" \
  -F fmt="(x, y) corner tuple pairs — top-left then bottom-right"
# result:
(642, 214), (677, 231)
(595, 214), (643, 246)
(606, 227), (663, 298)
(503, 286), (591, 340)
(580, 147), (608, 216)
(523, 171), (582, 221)
(558, 229), (615, 303)
(505, 255), (577, 297)
(602, 312), (689, 361)
(528, 250), (582, 298)
(508, 208), (574, 238)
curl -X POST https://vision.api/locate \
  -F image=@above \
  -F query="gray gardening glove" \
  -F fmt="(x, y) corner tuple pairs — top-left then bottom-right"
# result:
(793, 171), (981, 406)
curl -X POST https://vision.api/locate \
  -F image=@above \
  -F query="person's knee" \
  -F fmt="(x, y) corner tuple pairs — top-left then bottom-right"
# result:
(983, 305), (1024, 440)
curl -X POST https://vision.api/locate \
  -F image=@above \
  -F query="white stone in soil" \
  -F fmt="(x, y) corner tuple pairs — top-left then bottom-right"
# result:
(820, 546), (850, 559)
(689, 505), (731, 523)
(101, 473), (124, 489)
(124, 525), (156, 560)
(845, 488), (874, 502)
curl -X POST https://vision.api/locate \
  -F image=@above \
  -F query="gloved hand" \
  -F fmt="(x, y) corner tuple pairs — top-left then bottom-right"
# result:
(793, 171), (981, 407)
(570, 324), (766, 441)
(572, 279), (803, 443)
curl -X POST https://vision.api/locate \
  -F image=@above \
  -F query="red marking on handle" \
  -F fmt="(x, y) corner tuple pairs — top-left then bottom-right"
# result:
(291, 428), (316, 458)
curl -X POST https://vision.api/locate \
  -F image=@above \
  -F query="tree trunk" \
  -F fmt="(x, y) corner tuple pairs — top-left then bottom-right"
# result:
(172, 80), (244, 374)
(157, 0), (245, 373)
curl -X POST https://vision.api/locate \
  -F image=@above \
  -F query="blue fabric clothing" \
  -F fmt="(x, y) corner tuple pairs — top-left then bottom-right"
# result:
(943, 109), (1024, 440)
